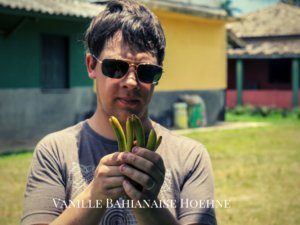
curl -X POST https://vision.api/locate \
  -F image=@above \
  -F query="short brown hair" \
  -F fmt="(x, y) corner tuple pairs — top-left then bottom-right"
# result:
(85, 0), (166, 66)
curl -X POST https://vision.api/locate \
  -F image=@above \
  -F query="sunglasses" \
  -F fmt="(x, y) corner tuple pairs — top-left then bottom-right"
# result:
(92, 55), (163, 85)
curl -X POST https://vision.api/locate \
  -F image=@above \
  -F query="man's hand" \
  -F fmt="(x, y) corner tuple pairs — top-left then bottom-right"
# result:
(118, 147), (165, 201)
(49, 152), (127, 225)
(118, 149), (180, 225)
(88, 152), (126, 203)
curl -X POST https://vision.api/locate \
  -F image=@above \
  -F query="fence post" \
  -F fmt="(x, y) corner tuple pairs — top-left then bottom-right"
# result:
(292, 58), (299, 108)
(236, 59), (244, 106)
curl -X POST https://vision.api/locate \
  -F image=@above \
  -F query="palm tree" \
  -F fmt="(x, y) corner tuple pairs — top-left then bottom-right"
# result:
(219, 0), (241, 16)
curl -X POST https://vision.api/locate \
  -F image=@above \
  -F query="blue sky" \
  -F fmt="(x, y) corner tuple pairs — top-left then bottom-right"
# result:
(230, 0), (279, 15)
(185, 0), (280, 15)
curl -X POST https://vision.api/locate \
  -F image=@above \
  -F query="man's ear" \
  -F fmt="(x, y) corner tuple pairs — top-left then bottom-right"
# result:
(86, 53), (97, 79)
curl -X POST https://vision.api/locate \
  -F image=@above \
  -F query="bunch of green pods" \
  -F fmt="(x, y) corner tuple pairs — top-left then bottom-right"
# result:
(109, 114), (162, 152)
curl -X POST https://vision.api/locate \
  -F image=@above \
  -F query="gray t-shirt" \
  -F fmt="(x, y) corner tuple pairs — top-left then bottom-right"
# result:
(21, 120), (217, 225)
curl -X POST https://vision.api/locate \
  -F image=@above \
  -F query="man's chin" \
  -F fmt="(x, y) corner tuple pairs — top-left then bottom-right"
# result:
(114, 109), (144, 123)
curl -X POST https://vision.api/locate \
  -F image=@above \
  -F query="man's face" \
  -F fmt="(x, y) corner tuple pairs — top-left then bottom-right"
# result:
(87, 32), (157, 123)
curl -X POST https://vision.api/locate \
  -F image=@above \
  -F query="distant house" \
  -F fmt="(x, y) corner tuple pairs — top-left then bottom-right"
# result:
(0, 0), (229, 148)
(226, 3), (300, 109)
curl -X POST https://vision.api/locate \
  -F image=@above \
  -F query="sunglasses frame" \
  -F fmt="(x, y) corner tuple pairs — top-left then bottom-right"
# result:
(92, 55), (163, 85)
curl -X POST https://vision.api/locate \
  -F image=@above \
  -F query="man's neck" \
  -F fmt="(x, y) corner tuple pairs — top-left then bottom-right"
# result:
(87, 108), (153, 141)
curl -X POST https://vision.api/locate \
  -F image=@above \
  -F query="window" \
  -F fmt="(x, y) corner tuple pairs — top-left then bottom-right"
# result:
(268, 59), (291, 84)
(41, 34), (69, 89)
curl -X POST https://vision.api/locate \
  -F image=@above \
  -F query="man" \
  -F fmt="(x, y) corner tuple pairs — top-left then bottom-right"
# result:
(21, 0), (217, 224)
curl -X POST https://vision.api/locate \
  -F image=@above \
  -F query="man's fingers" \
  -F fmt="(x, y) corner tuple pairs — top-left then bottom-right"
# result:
(119, 164), (154, 189)
(99, 152), (123, 166)
(123, 179), (142, 201)
(95, 165), (122, 177)
(120, 150), (165, 177)
(102, 176), (125, 189)
(134, 147), (165, 172)
(91, 153), (128, 200)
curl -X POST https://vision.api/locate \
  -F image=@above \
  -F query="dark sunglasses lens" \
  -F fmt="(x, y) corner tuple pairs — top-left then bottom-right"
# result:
(137, 64), (162, 84)
(102, 59), (129, 78)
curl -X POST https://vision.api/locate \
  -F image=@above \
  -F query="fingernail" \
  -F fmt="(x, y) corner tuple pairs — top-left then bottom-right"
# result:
(121, 153), (127, 160)
(132, 147), (138, 153)
(120, 164), (126, 172)
(112, 152), (119, 161)
(123, 179), (129, 187)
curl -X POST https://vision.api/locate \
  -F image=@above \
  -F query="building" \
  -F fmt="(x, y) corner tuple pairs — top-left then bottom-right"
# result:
(227, 3), (300, 109)
(0, 0), (229, 149)
(0, 0), (100, 147)
(144, 0), (229, 127)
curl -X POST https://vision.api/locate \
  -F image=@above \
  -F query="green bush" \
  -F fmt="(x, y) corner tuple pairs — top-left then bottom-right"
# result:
(269, 107), (283, 117)
(291, 107), (300, 119)
(244, 104), (256, 115)
(229, 105), (256, 115)
(232, 105), (246, 115)
(226, 105), (300, 120)
(281, 109), (290, 118)
(258, 106), (271, 117)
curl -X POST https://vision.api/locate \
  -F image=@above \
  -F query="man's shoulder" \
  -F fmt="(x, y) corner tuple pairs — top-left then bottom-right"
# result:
(36, 120), (86, 150)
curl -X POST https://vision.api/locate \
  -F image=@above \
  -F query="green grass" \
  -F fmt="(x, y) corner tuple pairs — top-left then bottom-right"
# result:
(0, 118), (299, 225)
(186, 120), (300, 225)
(0, 152), (33, 225)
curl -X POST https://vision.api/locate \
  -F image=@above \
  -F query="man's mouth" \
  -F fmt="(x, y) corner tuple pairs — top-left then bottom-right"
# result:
(117, 97), (140, 107)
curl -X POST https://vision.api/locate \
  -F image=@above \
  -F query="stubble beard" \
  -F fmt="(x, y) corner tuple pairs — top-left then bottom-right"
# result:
(99, 98), (149, 125)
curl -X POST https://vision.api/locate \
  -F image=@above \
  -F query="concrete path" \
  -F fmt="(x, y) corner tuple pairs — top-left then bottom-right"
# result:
(173, 121), (270, 135)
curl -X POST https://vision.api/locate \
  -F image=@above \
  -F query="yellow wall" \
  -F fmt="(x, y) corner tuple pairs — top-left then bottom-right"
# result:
(154, 10), (227, 91)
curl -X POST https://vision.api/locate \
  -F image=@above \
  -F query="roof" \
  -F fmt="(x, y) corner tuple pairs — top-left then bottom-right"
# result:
(143, 0), (229, 20)
(227, 3), (300, 38)
(228, 37), (300, 58)
(0, 0), (102, 19)
(227, 29), (246, 49)
(0, 0), (229, 21)
(227, 3), (300, 58)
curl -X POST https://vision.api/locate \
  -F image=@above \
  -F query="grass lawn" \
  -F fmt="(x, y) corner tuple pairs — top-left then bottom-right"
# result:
(186, 116), (300, 225)
(0, 116), (299, 225)
(0, 151), (32, 225)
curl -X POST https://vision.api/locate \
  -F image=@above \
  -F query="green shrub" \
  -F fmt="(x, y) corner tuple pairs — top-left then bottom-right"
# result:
(244, 104), (256, 115)
(226, 105), (300, 119)
(281, 109), (290, 118)
(291, 107), (300, 119)
(232, 105), (245, 115)
(269, 107), (283, 117)
(258, 106), (272, 117)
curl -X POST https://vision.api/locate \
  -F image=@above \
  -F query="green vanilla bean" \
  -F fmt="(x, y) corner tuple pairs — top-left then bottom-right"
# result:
(146, 129), (157, 151)
(132, 114), (145, 147)
(155, 135), (162, 151)
(126, 115), (134, 152)
(109, 116), (127, 152)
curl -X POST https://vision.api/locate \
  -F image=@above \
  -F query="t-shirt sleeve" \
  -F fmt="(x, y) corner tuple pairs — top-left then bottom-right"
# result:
(178, 144), (217, 225)
(21, 137), (66, 225)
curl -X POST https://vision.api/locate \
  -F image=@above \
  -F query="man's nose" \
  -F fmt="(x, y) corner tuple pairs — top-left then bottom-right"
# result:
(121, 69), (139, 89)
